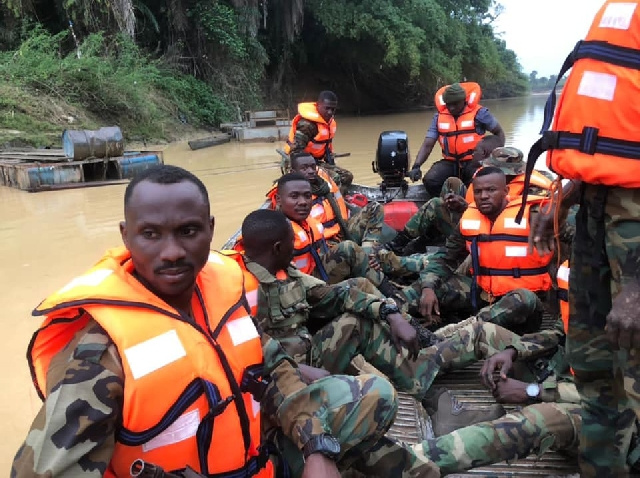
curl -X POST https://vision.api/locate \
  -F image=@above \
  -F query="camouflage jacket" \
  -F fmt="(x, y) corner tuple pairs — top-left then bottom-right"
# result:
(289, 118), (320, 154)
(11, 318), (323, 477)
(245, 259), (384, 361)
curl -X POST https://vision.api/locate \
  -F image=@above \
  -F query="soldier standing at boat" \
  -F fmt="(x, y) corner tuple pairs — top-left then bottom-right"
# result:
(408, 82), (506, 199)
(525, 1), (640, 475)
(284, 91), (354, 193)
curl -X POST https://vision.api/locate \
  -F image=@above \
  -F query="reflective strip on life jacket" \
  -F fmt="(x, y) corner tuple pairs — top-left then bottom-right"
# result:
(291, 218), (329, 280)
(309, 173), (349, 241)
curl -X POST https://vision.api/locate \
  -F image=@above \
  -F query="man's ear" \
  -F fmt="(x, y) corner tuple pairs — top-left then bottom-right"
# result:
(119, 221), (128, 248)
(275, 193), (281, 208)
(272, 239), (281, 256)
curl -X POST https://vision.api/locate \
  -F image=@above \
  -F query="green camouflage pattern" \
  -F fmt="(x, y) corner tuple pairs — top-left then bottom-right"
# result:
(566, 185), (640, 477)
(344, 202), (385, 250)
(416, 402), (582, 474)
(320, 239), (387, 288)
(482, 146), (525, 175)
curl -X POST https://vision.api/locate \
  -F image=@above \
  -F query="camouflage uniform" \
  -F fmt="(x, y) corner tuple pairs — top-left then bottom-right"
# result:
(320, 239), (388, 290)
(566, 185), (640, 476)
(288, 118), (353, 192)
(399, 222), (546, 333)
(11, 304), (398, 478)
(377, 178), (467, 277)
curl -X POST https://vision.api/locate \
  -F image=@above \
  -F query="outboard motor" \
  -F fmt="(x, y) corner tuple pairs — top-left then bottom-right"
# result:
(373, 131), (409, 192)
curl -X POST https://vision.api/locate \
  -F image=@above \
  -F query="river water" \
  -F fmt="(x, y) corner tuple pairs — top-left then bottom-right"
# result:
(0, 94), (549, 471)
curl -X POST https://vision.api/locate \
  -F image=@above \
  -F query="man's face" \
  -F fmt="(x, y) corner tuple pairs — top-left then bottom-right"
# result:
(317, 99), (338, 123)
(276, 180), (312, 222)
(274, 223), (295, 270)
(120, 180), (214, 309)
(291, 155), (319, 182)
(472, 173), (508, 218)
(445, 99), (466, 117)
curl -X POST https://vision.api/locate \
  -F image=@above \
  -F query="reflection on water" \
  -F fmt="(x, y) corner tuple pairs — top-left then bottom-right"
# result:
(0, 94), (548, 471)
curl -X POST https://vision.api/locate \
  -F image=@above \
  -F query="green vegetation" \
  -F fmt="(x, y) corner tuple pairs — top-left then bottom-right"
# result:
(0, 0), (530, 146)
(528, 71), (566, 92)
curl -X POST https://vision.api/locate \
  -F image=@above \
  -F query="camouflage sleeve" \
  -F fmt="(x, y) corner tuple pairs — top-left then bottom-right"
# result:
(259, 330), (329, 450)
(305, 277), (383, 323)
(12, 317), (123, 478)
(290, 119), (318, 153)
(419, 228), (468, 289)
(509, 317), (566, 361)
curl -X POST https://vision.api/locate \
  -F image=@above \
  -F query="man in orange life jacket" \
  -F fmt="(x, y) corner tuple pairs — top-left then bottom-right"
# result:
(408, 82), (506, 199)
(289, 152), (385, 250)
(284, 91), (353, 193)
(403, 166), (552, 335)
(11, 165), (398, 478)
(275, 172), (401, 299)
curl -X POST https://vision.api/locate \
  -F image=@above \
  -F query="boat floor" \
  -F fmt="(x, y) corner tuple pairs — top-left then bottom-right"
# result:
(359, 314), (580, 477)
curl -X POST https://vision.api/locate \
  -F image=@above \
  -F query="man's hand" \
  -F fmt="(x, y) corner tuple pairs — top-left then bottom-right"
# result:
(368, 254), (382, 272)
(606, 281), (640, 350)
(529, 203), (558, 256)
(298, 364), (331, 384)
(492, 377), (530, 404)
(407, 167), (422, 182)
(388, 313), (420, 360)
(419, 287), (440, 324)
(444, 193), (468, 213)
(480, 348), (517, 390)
(301, 453), (341, 478)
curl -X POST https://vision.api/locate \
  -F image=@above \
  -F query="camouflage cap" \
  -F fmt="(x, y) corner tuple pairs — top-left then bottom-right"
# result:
(483, 147), (525, 175)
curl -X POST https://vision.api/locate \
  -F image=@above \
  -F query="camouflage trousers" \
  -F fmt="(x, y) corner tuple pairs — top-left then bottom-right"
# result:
(311, 317), (527, 402)
(319, 239), (386, 288)
(566, 185), (640, 477)
(376, 249), (432, 278)
(400, 274), (545, 334)
(345, 201), (385, 250)
(411, 402), (583, 475)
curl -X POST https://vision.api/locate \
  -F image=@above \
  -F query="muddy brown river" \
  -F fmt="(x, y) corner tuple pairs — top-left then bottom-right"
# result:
(0, 94), (549, 471)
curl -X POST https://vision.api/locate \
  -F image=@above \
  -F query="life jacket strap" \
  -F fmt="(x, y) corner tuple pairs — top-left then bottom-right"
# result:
(476, 265), (549, 279)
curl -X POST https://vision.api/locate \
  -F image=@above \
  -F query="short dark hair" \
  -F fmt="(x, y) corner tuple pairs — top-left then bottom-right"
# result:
(474, 166), (505, 179)
(242, 209), (291, 254)
(277, 172), (309, 192)
(290, 152), (315, 169)
(318, 91), (338, 103)
(124, 165), (210, 213)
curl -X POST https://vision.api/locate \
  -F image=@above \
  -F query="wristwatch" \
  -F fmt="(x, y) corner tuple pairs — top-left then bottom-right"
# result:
(302, 433), (341, 460)
(526, 383), (541, 401)
(379, 298), (400, 323)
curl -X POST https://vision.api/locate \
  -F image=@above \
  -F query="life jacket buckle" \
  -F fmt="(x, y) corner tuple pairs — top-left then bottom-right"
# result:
(541, 130), (560, 150)
(241, 365), (270, 402)
(512, 267), (522, 279)
(579, 126), (599, 155)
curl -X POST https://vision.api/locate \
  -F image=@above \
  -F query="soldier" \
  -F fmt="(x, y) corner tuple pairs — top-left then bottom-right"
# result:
(11, 165), (402, 478)
(401, 167), (552, 333)
(522, 3), (640, 475)
(408, 82), (505, 198)
(273, 172), (401, 298)
(289, 152), (384, 250)
(283, 91), (353, 193)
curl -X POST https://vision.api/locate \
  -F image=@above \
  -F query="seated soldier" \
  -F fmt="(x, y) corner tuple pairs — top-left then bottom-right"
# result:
(272, 172), (401, 298)
(400, 167), (553, 334)
(235, 209), (506, 431)
(288, 152), (385, 252)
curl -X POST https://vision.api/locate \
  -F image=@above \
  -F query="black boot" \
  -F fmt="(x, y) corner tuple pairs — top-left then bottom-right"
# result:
(384, 229), (414, 255)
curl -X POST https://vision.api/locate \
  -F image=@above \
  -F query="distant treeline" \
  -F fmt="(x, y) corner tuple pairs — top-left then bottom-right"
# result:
(528, 71), (566, 92)
(0, 0), (530, 129)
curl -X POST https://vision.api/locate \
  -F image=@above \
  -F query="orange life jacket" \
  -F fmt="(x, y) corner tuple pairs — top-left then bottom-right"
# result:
(434, 82), (483, 162)
(284, 103), (337, 160)
(28, 247), (272, 478)
(523, 1), (640, 188)
(465, 171), (553, 203)
(266, 184), (278, 209)
(291, 217), (329, 280)
(223, 250), (261, 317)
(459, 197), (553, 298)
(309, 172), (349, 241)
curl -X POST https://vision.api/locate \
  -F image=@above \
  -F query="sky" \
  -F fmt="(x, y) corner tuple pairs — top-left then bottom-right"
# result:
(494, 0), (606, 77)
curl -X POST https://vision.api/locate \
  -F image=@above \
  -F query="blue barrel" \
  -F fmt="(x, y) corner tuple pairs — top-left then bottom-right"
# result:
(63, 126), (124, 161)
(116, 153), (164, 179)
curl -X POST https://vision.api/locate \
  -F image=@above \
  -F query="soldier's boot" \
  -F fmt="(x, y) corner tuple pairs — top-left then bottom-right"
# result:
(408, 316), (442, 348)
(384, 229), (414, 255)
(422, 387), (506, 437)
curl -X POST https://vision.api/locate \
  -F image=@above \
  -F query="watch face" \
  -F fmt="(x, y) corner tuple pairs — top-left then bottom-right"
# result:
(526, 383), (540, 398)
(321, 435), (341, 455)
